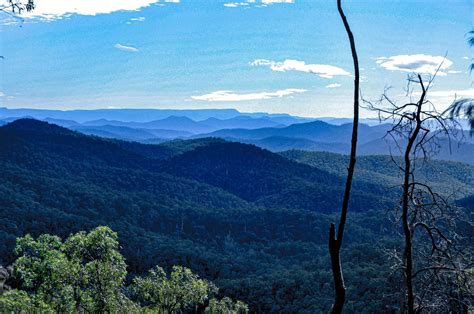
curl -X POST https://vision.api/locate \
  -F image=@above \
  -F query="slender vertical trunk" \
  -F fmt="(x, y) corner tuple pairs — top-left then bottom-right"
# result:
(402, 153), (414, 314)
(329, 1), (359, 313)
(401, 75), (426, 314)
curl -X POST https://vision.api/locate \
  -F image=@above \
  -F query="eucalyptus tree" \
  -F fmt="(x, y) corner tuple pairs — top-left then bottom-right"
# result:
(448, 30), (474, 134)
(12, 226), (138, 313)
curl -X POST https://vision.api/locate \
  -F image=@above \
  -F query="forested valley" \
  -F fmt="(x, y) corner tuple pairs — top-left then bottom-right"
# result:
(1, 119), (472, 312)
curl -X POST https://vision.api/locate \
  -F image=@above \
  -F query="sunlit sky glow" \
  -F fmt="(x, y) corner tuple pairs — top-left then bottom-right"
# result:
(0, 0), (472, 117)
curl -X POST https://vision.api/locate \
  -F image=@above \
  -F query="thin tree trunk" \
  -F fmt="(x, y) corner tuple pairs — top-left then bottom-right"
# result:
(402, 152), (415, 314)
(401, 75), (426, 314)
(328, 1), (360, 313)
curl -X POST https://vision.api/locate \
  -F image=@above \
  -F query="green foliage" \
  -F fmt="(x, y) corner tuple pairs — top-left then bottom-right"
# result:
(205, 297), (249, 314)
(3, 226), (245, 313)
(12, 227), (135, 313)
(14, 234), (76, 312)
(0, 289), (53, 313)
(63, 227), (131, 313)
(131, 265), (218, 312)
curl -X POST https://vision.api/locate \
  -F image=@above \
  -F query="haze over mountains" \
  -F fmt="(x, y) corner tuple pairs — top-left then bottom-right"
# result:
(1, 107), (472, 164)
(0, 107), (309, 124)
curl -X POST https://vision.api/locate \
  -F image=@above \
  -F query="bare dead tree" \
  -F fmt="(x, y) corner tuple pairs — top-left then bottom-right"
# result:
(328, 0), (360, 313)
(364, 74), (473, 313)
(0, 0), (34, 15)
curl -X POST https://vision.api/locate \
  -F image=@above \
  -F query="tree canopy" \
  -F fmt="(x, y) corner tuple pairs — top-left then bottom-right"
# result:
(0, 226), (247, 313)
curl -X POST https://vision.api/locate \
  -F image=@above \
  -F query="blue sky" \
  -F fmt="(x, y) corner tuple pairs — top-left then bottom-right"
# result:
(0, 0), (472, 117)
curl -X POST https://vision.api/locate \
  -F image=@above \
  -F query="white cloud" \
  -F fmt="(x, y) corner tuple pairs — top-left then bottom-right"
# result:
(407, 88), (474, 108)
(262, 0), (294, 3)
(224, 0), (293, 8)
(224, 2), (249, 8)
(114, 44), (139, 52)
(326, 83), (341, 89)
(191, 88), (306, 102)
(20, 0), (179, 20)
(0, 91), (5, 97)
(126, 16), (146, 24)
(447, 70), (462, 74)
(462, 56), (469, 60)
(251, 59), (350, 78)
(376, 54), (453, 76)
(425, 88), (474, 98)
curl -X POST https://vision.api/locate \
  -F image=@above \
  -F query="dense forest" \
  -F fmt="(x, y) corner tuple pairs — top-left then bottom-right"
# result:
(0, 119), (472, 312)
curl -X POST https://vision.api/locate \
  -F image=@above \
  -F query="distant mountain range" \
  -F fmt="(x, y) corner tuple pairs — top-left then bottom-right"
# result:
(0, 107), (310, 123)
(196, 122), (474, 164)
(0, 107), (387, 129)
(198, 121), (390, 143)
(1, 108), (472, 164)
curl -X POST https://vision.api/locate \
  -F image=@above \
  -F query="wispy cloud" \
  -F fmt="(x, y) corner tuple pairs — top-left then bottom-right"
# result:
(0, 91), (5, 97)
(191, 88), (306, 102)
(424, 88), (474, 98)
(20, 0), (179, 20)
(251, 59), (350, 79)
(376, 54), (453, 76)
(126, 16), (146, 24)
(114, 44), (139, 53)
(326, 83), (341, 88)
(406, 88), (474, 107)
(224, 2), (250, 8)
(224, 0), (294, 8)
(262, 0), (294, 3)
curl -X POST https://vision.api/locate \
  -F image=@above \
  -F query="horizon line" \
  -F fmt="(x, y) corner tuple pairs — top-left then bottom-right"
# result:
(0, 106), (384, 120)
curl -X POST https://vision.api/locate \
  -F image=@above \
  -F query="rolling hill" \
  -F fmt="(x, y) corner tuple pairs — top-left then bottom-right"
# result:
(161, 141), (392, 212)
(281, 150), (474, 197)
(72, 124), (192, 141)
(198, 120), (390, 143)
(199, 121), (474, 164)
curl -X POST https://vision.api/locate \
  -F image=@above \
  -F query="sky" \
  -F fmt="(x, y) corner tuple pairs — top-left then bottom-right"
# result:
(0, 0), (473, 118)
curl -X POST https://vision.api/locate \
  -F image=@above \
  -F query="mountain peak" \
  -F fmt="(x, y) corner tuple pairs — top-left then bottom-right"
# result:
(2, 118), (74, 134)
(159, 116), (196, 122)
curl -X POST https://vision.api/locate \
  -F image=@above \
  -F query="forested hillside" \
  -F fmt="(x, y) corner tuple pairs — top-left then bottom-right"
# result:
(281, 150), (474, 197)
(202, 122), (474, 164)
(0, 120), (472, 312)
